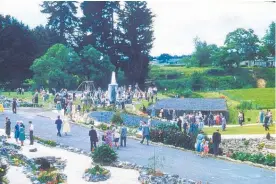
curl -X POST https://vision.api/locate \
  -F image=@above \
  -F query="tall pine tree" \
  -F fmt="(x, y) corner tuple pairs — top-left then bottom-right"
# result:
(117, 1), (154, 86)
(80, 1), (120, 68)
(40, 1), (79, 45)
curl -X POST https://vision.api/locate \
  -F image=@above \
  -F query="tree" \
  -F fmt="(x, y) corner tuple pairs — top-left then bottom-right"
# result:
(224, 28), (260, 66)
(80, 45), (115, 88)
(30, 44), (81, 89)
(40, 1), (79, 45)
(32, 25), (61, 56)
(80, 1), (120, 68)
(157, 53), (173, 63)
(193, 38), (211, 67)
(0, 16), (38, 88)
(263, 22), (275, 56)
(117, 1), (155, 86)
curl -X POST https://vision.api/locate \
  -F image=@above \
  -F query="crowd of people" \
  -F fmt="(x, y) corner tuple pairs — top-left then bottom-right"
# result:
(4, 118), (34, 146)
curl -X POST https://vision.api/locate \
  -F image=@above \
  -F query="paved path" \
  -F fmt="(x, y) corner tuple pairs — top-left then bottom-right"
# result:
(0, 109), (275, 184)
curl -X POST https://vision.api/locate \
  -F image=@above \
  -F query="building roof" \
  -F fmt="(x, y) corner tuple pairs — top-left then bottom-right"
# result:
(148, 98), (228, 111)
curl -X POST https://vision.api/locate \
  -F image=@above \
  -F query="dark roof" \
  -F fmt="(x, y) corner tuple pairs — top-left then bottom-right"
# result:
(148, 98), (227, 111)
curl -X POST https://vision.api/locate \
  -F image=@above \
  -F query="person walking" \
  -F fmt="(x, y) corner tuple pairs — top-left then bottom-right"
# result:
(264, 113), (270, 131)
(12, 98), (17, 114)
(19, 122), (26, 146)
(62, 117), (71, 136)
(29, 121), (34, 145)
(113, 126), (120, 149)
(55, 116), (63, 137)
(212, 129), (221, 156)
(259, 110), (265, 124)
(238, 111), (243, 126)
(195, 131), (205, 152)
(221, 116), (226, 131)
(89, 126), (98, 152)
(140, 122), (150, 145)
(177, 118), (182, 131)
(5, 118), (11, 138)
(120, 123), (127, 147)
(14, 121), (20, 143)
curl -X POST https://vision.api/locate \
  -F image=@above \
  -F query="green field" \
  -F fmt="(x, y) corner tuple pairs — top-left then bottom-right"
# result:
(196, 88), (275, 124)
(203, 124), (275, 135)
(222, 88), (275, 109)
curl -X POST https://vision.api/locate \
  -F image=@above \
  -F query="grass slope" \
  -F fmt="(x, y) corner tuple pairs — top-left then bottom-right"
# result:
(203, 124), (275, 135)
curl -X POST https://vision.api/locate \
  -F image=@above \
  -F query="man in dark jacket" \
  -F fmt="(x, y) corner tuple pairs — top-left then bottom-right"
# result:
(89, 126), (98, 152)
(55, 116), (63, 137)
(177, 118), (182, 131)
(212, 129), (221, 156)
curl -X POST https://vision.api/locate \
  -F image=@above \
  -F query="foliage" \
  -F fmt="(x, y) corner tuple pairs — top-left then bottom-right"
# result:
(34, 136), (57, 147)
(96, 123), (108, 131)
(92, 145), (118, 165)
(80, 1), (120, 68)
(111, 112), (123, 125)
(0, 16), (38, 88)
(37, 170), (64, 184)
(266, 133), (271, 140)
(263, 21), (275, 56)
(30, 44), (81, 90)
(189, 72), (205, 91)
(40, 1), (79, 45)
(85, 165), (110, 176)
(80, 45), (115, 88)
(117, 1), (155, 85)
(157, 53), (173, 63)
(224, 28), (259, 66)
(230, 152), (275, 166)
(205, 68), (226, 76)
(243, 140), (250, 146)
(257, 142), (265, 150)
(237, 101), (255, 110)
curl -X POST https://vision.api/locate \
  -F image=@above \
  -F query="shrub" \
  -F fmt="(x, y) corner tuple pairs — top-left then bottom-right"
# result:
(247, 118), (251, 122)
(34, 137), (57, 147)
(111, 112), (123, 125)
(231, 152), (275, 166)
(205, 68), (226, 76)
(237, 101), (254, 110)
(266, 133), (271, 140)
(243, 140), (250, 146)
(85, 165), (110, 176)
(92, 145), (118, 165)
(257, 142), (265, 150)
(96, 123), (108, 131)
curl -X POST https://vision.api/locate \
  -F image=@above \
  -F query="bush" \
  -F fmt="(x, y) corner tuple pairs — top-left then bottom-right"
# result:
(205, 68), (226, 76)
(237, 101), (254, 110)
(92, 145), (118, 165)
(34, 137), (57, 147)
(85, 165), (110, 176)
(231, 152), (275, 166)
(111, 112), (123, 125)
(96, 123), (108, 131)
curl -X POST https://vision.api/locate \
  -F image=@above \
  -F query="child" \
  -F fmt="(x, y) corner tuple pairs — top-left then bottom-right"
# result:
(202, 141), (209, 157)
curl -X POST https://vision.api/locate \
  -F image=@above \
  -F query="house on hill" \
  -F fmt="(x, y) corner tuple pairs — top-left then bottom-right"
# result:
(147, 98), (228, 120)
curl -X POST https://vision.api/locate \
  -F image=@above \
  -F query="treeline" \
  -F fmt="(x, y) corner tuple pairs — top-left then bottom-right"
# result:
(181, 23), (275, 67)
(0, 1), (154, 90)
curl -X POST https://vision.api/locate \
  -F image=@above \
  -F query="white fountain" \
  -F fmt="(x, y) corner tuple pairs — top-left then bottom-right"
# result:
(108, 71), (118, 103)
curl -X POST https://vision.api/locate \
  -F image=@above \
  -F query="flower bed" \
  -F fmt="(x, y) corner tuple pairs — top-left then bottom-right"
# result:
(83, 165), (111, 182)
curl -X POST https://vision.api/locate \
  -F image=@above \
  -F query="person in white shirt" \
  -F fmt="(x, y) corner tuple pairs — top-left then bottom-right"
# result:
(29, 121), (34, 145)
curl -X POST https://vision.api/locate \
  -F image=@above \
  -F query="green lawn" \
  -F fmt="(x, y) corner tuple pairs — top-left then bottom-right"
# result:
(203, 124), (275, 135)
(222, 88), (275, 109)
(1, 92), (54, 109)
(195, 89), (276, 124)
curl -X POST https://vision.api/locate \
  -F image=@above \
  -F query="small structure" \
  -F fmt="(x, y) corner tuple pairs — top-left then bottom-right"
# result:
(147, 98), (228, 120)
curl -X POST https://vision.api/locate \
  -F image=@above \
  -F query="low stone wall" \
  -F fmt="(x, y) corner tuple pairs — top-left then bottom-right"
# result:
(220, 137), (275, 155)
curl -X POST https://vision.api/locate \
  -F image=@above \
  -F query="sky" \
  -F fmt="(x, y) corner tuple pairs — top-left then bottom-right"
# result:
(0, 0), (275, 56)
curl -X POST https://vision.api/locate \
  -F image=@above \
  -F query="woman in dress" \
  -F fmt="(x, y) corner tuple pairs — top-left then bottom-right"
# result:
(19, 122), (25, 146)
(104, 126), (113, 148)
(62, 117), (71, 136)
(195, 131), (205, 152)
(14, 121), (20, 143)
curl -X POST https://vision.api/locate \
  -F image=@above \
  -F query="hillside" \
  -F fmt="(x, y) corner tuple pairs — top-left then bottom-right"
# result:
(148, 65), (275, 92)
